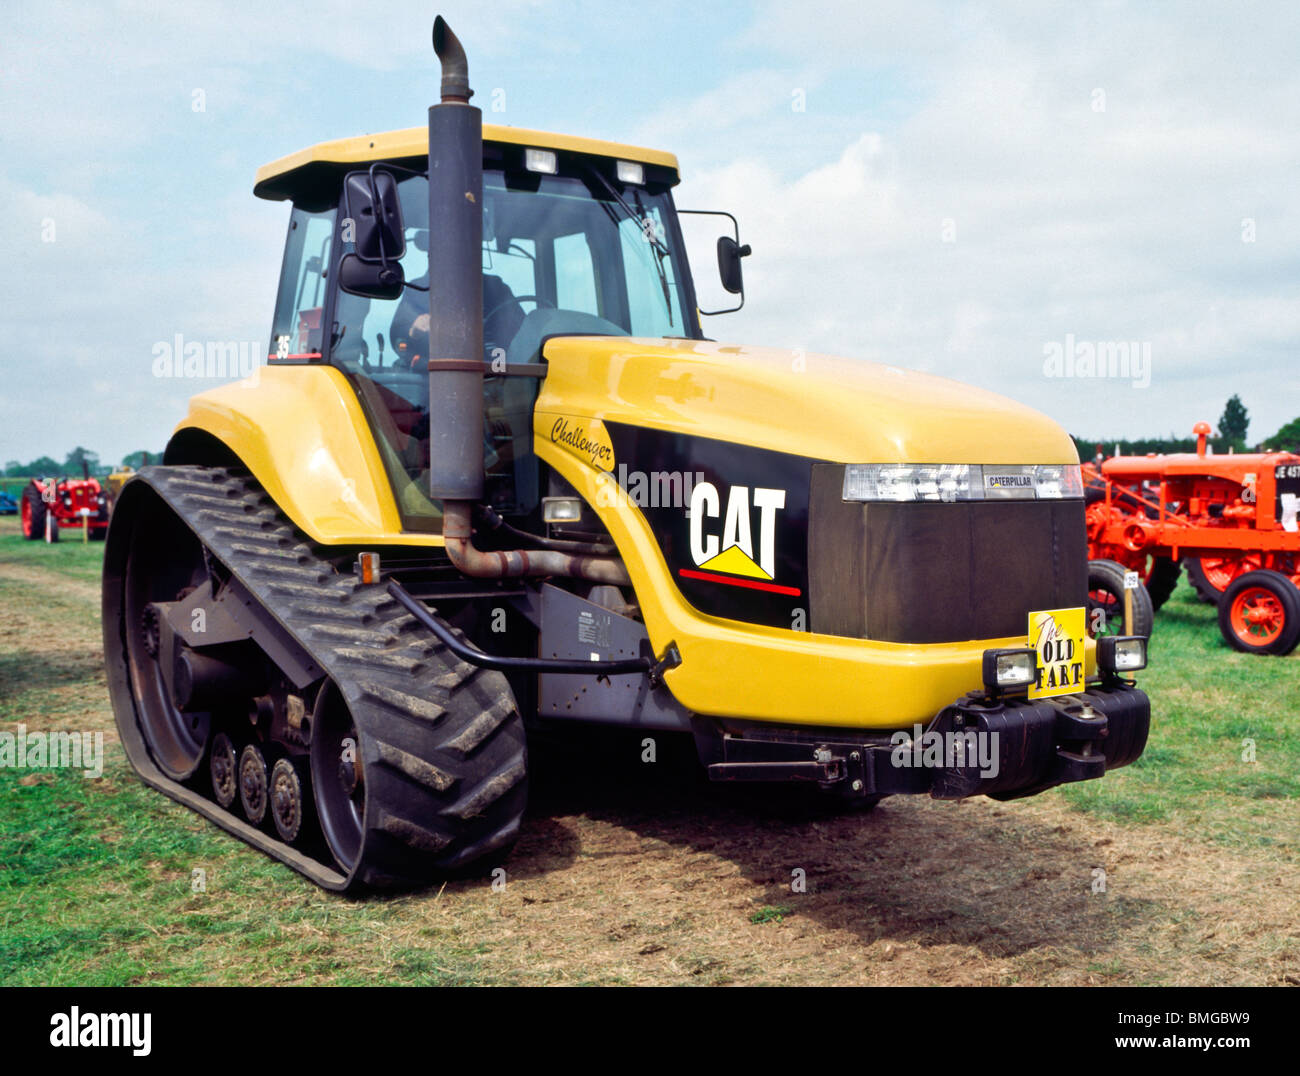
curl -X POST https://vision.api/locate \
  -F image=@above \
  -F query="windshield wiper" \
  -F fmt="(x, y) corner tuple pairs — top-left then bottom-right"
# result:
(583, 163), (674, 326)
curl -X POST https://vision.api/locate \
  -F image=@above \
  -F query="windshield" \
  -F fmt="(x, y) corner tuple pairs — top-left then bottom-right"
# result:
(329, 165), (697, 530)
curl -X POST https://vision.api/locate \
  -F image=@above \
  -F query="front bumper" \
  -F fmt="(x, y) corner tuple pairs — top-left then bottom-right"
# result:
(705, 681), (1149, 802)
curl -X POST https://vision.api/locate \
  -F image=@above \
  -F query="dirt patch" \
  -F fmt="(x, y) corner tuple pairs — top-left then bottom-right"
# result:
(377, 739), (1298, 986)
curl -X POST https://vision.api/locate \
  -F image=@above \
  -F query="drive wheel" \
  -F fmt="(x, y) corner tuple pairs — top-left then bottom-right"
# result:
(1218, 570), (1300, 655)
(119, 493), (212, 779)
(311, 680), (364, 873)
(1087, 558), (1154, 638)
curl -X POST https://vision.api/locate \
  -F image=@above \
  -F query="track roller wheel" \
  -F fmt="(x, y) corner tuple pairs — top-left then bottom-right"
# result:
(239, 744), (270, 825)
(270, 756), (313, 844)
(1218, 569), (1300, 655)
(210, 732), (238, 809)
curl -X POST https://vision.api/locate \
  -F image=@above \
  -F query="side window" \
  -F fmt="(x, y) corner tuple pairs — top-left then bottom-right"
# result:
(554, 232), (599, 315)
(269, 206), (336, 361)
(486, 237), (537, 300)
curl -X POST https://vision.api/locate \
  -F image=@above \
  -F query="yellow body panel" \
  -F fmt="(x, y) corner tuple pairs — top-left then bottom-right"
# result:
(538, 337), (1079, 464)
(174, 365), (443, 548)
(255, 125), (679, 200)
(534, 337), (1090, 728)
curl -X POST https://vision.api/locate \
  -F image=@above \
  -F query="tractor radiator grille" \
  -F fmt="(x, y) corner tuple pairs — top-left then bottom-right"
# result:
(808, 463), (1088, 644)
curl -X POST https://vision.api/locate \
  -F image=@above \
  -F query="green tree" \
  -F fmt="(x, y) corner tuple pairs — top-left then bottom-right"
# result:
(1263, 416), (1300, 453)
(25, 456), (61, 477)
(62, 446), (100, 476)
(120, 449), (161, 470)
(1218, 395), (1249, 447)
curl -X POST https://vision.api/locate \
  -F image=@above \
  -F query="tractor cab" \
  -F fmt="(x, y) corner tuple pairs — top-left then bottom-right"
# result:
(254, 127), (738, 532)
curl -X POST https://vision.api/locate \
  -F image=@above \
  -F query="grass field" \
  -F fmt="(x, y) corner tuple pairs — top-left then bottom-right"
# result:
(1, 513), (1297, 986)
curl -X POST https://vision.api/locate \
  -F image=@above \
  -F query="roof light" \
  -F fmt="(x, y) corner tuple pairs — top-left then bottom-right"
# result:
(524, 148), (557, 174)
(616, 160), (644, 185)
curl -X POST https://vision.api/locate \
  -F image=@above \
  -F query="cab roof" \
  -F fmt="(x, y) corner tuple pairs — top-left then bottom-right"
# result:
(254, 125), (681, 206)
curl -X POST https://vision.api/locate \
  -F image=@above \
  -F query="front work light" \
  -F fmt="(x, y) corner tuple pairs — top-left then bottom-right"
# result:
(1097, 635), (1148, 674)
(982, 648), (1038, 693)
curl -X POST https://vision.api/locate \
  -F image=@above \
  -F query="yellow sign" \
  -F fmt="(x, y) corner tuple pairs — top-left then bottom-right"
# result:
(1028, 607), (1086, 699)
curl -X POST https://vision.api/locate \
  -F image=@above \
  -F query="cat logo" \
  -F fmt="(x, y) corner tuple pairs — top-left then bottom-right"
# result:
(681, 482), (799, 595)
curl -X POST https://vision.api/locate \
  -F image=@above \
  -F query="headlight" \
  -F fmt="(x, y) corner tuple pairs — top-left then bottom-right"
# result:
(1097, 635), (1147, 673)
(982, 647), (1038, 693)
(843, 463), (1083, 502)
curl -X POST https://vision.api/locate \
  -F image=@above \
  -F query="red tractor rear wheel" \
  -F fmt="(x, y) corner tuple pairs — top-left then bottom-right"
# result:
(20, 482), (47, 541)
(1185, 553), (1264, 604)
(1217, 570), (1300, 655)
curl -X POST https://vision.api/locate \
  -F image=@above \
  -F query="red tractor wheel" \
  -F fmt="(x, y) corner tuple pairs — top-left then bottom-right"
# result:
(1185, 553), (1263, 604)
(20, 482), (47, 541)
(1140, 555), (1180, 611)
(1217, 570), (1300, 655)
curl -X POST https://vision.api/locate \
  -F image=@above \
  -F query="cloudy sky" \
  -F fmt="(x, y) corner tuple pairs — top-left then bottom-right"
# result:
(3, 0), (1298, 466)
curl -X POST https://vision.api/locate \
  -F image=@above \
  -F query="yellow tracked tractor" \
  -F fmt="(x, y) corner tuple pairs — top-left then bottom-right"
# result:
(104, 17), (1151, 891)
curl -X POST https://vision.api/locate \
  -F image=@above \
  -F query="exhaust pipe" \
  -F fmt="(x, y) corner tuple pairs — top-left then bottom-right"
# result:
(442, 503), (631, 586)
(425, 17), (629, 588)
(427, 15), (485, 501)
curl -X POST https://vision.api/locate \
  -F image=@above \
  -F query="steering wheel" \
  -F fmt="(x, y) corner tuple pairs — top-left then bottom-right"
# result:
(484, 294), (554, 325)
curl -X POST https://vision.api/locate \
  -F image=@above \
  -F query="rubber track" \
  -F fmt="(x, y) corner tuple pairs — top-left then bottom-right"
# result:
(120, 466), (527, 892)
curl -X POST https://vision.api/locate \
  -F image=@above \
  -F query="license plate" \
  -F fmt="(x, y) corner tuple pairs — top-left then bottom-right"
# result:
(1028, 607), (1086, 699)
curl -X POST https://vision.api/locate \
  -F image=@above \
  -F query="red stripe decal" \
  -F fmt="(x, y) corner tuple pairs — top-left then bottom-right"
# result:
(678, 568), (802, 596)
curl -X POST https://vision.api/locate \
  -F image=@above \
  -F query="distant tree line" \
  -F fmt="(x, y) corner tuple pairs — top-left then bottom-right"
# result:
(2, 447), (162, 479)
(1076, 396), (1300, 460)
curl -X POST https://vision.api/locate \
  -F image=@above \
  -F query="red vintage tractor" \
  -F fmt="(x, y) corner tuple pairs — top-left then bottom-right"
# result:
(19, 466), (110, 542)
(1085, 422), (1300, 655)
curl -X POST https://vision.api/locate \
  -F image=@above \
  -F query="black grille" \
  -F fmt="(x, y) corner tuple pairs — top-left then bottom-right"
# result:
(808, 463), (1087, 644)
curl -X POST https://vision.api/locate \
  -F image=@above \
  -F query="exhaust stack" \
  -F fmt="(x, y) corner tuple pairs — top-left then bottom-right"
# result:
(426, 16), (484, 501)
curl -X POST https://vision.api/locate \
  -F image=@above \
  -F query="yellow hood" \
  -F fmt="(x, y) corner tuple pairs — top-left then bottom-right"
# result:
(535, 337), (1078, 464)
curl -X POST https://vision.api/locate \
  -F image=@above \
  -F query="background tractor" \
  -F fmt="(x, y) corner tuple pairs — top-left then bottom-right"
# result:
(1085, 422), (1300, 654)
(103, 17), (1151, 892)
(20, 464), (110, 542)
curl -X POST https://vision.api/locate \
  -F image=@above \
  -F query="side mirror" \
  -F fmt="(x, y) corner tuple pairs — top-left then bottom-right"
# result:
(717, 235), (751, 295)
(339, 168), (407, 299)
(338, 253), (405, 301)
(677, 209), (749, 315)
(343, 168), (406, 264)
